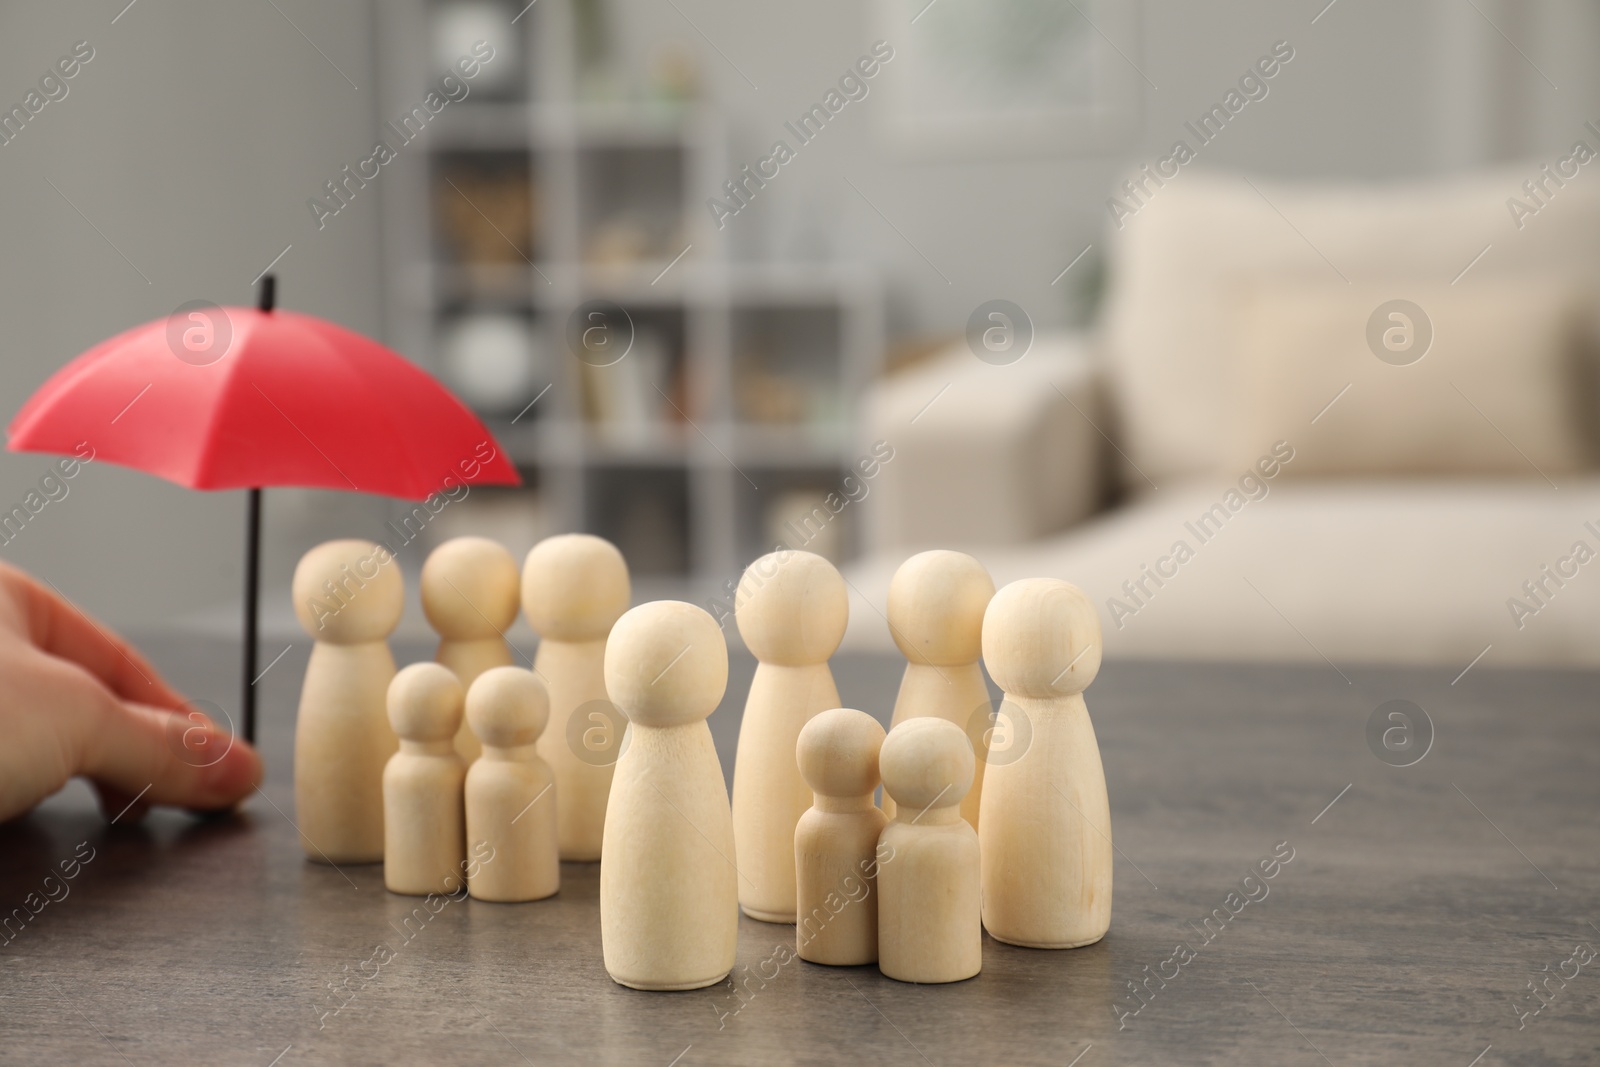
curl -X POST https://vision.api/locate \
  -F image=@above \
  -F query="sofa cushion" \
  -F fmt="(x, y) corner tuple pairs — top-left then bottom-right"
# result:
(846, 478), (1600, 667)
(1101, 167), (1600, 487)
(1226, 277), (1597, 477)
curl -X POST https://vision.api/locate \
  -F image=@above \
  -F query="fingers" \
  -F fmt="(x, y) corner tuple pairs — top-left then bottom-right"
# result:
(4, 567), (189, 711)
(77, 691), (263, 815)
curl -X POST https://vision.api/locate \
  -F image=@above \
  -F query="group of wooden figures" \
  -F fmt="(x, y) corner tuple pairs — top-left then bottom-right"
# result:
(292, 534), (1111, 991)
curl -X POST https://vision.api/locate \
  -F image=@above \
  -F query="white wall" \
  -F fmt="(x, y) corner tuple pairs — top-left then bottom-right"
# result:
(0, 1), (386, 627)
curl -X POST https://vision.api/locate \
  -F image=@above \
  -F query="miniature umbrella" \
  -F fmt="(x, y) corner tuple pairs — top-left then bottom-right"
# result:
(6, 277), (520, 742)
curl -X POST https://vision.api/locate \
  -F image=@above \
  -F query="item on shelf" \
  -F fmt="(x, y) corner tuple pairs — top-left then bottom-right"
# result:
(431, 0), (520, 98)
(766, 488), (844, 563)
(608, 487), (688, 576)
(435, 159), (536, 267)
(585, 216), (654, 266)
(581, 326), (674, 442)
(439, 311), (542, 416)
(735, 359), (815, 425)
(584, 214), (685, 267)
(647, 44), (700, 105)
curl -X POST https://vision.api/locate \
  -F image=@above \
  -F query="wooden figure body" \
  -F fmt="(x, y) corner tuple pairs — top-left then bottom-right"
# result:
(465, 666), (558, 902)
(523, 534), (631, 861)
(731, 550), (848, 923)
(979, 577), (1111, 949)
(877, 716), (981, 984)
(292, 539), (402, 864)
(600, 601), (736, 991)
(421, 536), (520, 764)
(795, 708), (888, 965)
(384, 663), (468, 897)
(885, 550), (996, 830)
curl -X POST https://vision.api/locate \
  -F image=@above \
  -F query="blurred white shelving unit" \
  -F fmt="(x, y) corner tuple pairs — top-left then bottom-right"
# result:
(375, 0), (883, 597)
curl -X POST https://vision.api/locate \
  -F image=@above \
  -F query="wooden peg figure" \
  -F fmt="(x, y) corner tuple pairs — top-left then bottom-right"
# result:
(600, 601), (736, 991)
(292, 539), (402, 864)
(885, 550), (996, 830)
(877, 716), (981, 984)
(795, 708), (888, 965)
(384, 663), (469, 897)
(465, 666), (558, 902)
(731, 550), (848, 923)
(422, 536), (520, 764)
(523, 534), (631, 861)
(979, 578), (1111, 949)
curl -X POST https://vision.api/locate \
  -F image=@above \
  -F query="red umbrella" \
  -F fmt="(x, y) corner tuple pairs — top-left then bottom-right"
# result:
(7, 277), (520, 740)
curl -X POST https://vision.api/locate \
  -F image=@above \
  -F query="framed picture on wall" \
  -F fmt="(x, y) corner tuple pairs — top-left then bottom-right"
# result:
(878, 0), (1144, 157)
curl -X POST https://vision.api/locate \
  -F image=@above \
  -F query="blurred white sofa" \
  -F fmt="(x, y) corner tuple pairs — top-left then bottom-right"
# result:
(852, 167), (1600, 668)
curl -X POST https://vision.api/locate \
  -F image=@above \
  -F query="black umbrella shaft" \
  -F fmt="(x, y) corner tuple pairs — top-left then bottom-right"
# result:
(243, 487), (261, 743)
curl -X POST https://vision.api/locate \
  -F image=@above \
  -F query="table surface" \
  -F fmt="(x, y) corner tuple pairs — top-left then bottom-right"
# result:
(2, 636), (1596, 1066)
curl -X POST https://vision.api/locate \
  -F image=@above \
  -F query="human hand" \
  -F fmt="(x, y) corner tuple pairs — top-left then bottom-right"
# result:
(0, 562), (262, 823)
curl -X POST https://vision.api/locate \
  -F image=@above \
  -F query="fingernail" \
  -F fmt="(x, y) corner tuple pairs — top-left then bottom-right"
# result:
(201, 737), (262, 796)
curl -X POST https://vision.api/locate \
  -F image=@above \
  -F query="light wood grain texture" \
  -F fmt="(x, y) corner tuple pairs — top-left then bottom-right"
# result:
(885, 550), (996, 830)
(877, 717), (982, 984)
(291, 540), (402, 864)
(794, 708), (887, 965)
(980, 578), (1112, 949)
(422, 536), (520, 764)
(732, 551), (848, 924)
(524, 534), (631, 862)
(384, 663), (468, 897)
(600, 601), (737, 991)
(465, 667), (558, 903)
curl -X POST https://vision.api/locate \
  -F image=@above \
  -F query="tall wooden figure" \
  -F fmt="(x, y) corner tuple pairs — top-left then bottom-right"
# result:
(979, 577), (1111, 948)
(795, 708), (887, 965)
(384, 663), (468, 897)
(732, 550), (848, 923)
(293, 539), (402, 864)
(877, 717), (981, 984)
(422, 536), (519, 764)
(524, 534), (631, 861)
(885, 550), (996, 830)
(465, 666), (559, 902)
(600, 601), (737, 990)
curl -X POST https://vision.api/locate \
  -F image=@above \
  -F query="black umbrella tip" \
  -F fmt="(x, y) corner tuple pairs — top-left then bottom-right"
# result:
(258, 274), (277, 313)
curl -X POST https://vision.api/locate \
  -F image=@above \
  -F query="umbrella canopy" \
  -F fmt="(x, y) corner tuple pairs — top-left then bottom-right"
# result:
(7, 279), (521, 744)
(9, 298), (519, 498)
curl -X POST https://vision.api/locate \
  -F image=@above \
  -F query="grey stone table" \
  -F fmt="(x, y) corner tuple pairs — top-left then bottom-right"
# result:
(2, 636), (1597, 1066)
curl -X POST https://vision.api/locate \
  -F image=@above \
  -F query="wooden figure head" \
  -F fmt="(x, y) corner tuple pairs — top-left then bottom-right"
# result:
(522, 533), (631, 642)
(466, 666), (549, 749)
(887, 550), (995, 666)
(880, 717), (973, 815)
(982, 578), (1103, 699)
(734, 550), (848, 666)
(797, 707), (886, 800)
(292, 538), (404, 644)
(387, 662), (465, 743)
(604, 600), (728, 728)
(421, 536), (519, 640)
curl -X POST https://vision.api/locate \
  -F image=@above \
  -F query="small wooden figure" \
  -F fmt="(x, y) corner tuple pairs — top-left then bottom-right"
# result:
(795, 708), (888, 965)
(465, 666), (558, 902)
(523, 534), (631, 862)
(422, 536), (520, 764)
(600, 600), (737, 991)
(979, 577), (1111, 948)
(384, 663), (468, 897)
(885, 550), (996, 830)
(292, 539), (402, 864)
(731, 550), (848, 923)
(877, 716), (981, 984)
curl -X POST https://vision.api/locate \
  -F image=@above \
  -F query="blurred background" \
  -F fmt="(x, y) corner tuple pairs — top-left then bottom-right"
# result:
(3, 0), (1598, 671)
